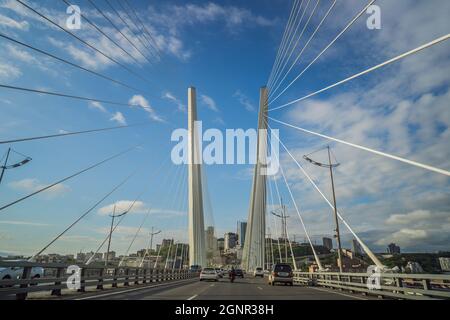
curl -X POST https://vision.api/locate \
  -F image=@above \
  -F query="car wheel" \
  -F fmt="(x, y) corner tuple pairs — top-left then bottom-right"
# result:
(1, 275), (12, 288)
(290, 282), (294, 286)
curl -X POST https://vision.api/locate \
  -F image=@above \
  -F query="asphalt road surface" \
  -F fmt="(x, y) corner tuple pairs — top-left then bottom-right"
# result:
(68, 275), (372, 300)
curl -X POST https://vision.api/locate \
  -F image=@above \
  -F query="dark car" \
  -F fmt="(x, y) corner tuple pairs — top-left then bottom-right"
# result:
(234, 269), (244, 278)
(268, 263), (293, 286)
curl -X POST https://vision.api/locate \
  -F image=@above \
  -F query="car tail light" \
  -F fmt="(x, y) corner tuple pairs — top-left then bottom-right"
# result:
(273, 272), (278, 276)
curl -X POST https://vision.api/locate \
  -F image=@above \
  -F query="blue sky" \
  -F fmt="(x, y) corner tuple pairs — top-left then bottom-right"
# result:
(0, 0), (449, 257)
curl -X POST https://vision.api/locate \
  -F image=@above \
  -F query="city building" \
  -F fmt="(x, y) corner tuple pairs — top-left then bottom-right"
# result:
(387, 243), (401, 254)
(103, 251), (116, 261)
(161, 239), (174, 248)
(237, 221), (247, 247)
(438, 257), (450, 272)
(224, 232), (238, 251)
(352, 239), (363, 256)
(322, 237), (333, 251)
(205, 226), (217, 251)
(217, 238), (225, 251)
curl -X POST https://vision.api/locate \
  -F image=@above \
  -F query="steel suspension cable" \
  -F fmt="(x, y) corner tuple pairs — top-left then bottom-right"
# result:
(0, 33), (146, 94)
(268, 0), (304, 90)
(86, 0), (153, 65)
(268, 122), (384, 268)
(122, 0), (162, 59)
(30, 167), (140, 261)
(85, 158), (169, 265)
(269, 0), (376, 105)
(0, 123), (148, 145)
(270, 33), (450, 110)
(0, 84), (155, 111)
(269, 0), (314, 92)
(270, 0), (337, 99)
(269, 117), (450, 177)
(103, 0), (155, 61)
(114, 0), (156, 58)
(266, 126), (323, 270)
(59, 0), (142, 66)
(0, 144), (139, 213)
(267, 0), (301, 88)
(15, 0), (152, 85)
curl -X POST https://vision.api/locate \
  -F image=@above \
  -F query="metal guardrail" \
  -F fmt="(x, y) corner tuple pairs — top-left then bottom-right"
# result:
(0, 261), (198, 300)
(294, 271), (450, 300)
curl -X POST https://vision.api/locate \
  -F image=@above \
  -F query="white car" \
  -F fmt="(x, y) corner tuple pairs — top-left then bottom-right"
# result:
(199, 268), (219, 282)
(253, 267), (264, 278)
(0, 263), (44, 283)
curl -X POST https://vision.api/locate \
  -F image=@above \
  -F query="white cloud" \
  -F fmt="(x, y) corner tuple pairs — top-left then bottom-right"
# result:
(0, 62), (21, 80)
(88, 101), (107, 113)
(200, 94), (219, 112)
(386, 210), (432, 225)
(129, 95), (163, 122)
(0, 13), (28, 30)
(376, 228), (428, 247)
(0, 220), (51, 227)
(110, 111), (127, 125)
(233, 90), (255, 112)
(98, 200), (186, 218)
(9, 178), (70, 197)
(98, 200), (148, 216)
(163, 91), (186, 112)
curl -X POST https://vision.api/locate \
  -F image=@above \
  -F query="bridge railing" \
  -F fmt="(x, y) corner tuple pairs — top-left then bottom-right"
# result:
(0, 260), (198, 300)
(294, 271), (450, 300)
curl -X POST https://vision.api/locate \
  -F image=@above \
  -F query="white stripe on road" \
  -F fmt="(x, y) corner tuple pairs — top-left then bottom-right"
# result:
(257, 286), (263, 290)
(75, 279), (195, 300)
(312, 287), (368, 300)
(187, 294), (198, 300)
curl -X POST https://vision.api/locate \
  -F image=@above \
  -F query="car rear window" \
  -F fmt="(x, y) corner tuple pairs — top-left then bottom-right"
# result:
(203, 268), (214, 272)
(256, 268), (263, 271)
(274, 264), (292, 272)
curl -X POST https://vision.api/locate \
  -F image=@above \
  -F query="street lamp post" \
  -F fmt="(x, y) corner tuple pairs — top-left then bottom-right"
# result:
(304, 146), (343, 272)
(105, 205), (127, 267)
(0, 148), (32, 185)
(271, 198), (289, 263)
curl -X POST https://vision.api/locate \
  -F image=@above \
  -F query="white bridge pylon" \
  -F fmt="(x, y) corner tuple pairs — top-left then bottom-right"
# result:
(188, 87), (207, 267)
(242, 87), (268, 271)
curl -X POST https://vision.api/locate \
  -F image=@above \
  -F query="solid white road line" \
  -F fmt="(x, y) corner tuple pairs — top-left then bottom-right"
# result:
(75, 279), (195, 300)
(187, 294), (198, 300)
(312, 287), (368, 300)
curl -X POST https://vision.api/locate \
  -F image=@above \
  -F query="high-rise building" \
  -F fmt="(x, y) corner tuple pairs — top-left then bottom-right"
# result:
(224, 232), (238, 251)
(352, 239), (363, 256)
(217, 238), (225, 251)
(205, 226), (217, 251)
(387, 243), (401, 254)
(322, 237), (333, 251)
(237, 221), (247, 247)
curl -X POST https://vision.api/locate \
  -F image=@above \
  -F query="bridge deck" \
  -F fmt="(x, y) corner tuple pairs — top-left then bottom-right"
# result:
(50, 276), (372, 300)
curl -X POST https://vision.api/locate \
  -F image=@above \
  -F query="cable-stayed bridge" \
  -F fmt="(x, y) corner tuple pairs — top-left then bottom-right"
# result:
(0, 0), (449, 300)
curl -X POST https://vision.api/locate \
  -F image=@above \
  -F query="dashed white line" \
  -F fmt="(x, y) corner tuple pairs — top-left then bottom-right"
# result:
(257, 286), (263, 290)
(187, 294), (198, 300)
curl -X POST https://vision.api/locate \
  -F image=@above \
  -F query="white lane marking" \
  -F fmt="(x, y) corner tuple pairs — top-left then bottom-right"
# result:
(75, 279), (195, 300)
(187, 294), (198, 300)
(210, 284), (215, 287)
(312, 287), (368, 300)
(257, 286), (263, 290)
